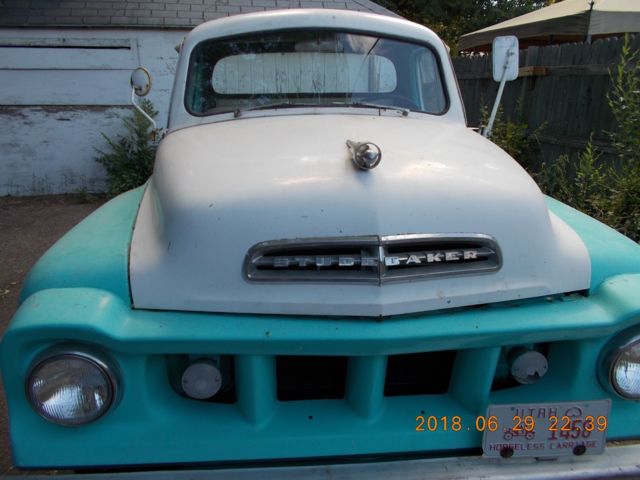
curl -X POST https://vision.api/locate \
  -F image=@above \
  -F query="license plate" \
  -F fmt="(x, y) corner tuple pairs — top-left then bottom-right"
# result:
(482, 399), (611, 458)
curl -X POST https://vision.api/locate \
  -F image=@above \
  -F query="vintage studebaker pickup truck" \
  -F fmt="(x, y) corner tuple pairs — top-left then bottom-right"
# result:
(1, 8), (639, 478)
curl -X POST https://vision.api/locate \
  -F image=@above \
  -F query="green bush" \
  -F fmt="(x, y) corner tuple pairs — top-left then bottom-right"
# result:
(536, 138), (612, 222)
(608, 169), (640, 239)
(607, 35), (640, 166)
(604, 35), (640, 240)
(96, 99), (159, 196)
(490, 35), (640, 242)
(481, 104), (544, 172)
(538, 142), (640, 242)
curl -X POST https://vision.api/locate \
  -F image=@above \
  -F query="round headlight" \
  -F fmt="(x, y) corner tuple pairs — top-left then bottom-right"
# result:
(601, 331), (640, 400)
(27, 352), (117, 426)
(611, 340), (640, 399)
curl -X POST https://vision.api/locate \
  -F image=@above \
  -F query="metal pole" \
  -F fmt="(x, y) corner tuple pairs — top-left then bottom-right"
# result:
(130, 88), (157, 131)
(483, 47), (513, 138)
(586, 0), (595, 44)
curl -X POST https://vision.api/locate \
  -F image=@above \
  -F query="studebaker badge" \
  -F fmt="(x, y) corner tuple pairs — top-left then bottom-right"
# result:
(244, 235), (500, 282)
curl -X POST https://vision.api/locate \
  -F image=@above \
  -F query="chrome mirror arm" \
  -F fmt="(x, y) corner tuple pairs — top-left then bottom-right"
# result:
(130, 88), (157, 131)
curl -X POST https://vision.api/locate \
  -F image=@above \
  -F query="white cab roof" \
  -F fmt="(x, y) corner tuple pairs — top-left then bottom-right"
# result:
(168, 9), (466, 130)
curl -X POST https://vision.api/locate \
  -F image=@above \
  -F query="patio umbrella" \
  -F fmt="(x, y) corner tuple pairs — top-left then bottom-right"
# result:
(459, 0), (640, 51)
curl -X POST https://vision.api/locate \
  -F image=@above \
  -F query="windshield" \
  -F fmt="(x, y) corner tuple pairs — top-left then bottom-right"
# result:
(185, 30), (447, 116)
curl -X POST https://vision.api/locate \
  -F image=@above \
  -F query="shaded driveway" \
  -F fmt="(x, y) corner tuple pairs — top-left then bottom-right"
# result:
(0, 195), (103, 475)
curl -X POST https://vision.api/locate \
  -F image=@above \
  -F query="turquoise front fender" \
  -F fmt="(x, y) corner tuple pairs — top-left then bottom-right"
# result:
(1, 190), (640, 468)
(18, 185), (145, 305)
(545, 197), (640, 290)
(1, 276), (640, 468)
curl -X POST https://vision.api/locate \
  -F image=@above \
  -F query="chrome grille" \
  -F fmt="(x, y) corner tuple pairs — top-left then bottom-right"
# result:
(244, 234), (501, 283)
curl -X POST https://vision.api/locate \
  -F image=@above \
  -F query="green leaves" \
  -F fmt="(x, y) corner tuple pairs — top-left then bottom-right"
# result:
(483, 34), (640, 241)
(96, 99), (159, 197)
(537, 139), (611, 224)
(377, 0), (545, 54)
(480, 103), (544, 170)
(535, 35), (640, 241)
(607, 34), (640, 167)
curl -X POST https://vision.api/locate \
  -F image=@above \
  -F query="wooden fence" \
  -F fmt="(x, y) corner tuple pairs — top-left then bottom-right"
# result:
(452, 34), (639, 167)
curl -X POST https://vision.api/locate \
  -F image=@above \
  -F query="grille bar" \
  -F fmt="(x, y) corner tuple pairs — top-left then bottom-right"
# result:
(346, 356), (387, 419)
(235, 355), (276, 424)
(449, 347), (502, 413)
(244, 234), (501, 283)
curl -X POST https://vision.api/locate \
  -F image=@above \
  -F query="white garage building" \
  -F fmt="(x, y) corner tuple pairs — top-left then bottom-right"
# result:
(0, 0), (395, 195)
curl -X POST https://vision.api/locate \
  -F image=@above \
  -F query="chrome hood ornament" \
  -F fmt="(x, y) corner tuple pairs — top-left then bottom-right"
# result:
(346, 140), (382, 170)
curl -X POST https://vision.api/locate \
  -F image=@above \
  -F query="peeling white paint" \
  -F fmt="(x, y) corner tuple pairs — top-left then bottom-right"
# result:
(1, 106), (125, 195)
(0, 28), (188, 195)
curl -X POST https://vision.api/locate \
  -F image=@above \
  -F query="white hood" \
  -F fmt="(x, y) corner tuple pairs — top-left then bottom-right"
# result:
(130, 114), (590, 316)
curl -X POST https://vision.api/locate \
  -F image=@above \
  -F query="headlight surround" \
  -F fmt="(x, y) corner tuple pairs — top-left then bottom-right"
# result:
(26, 350), (118, 426)
(599, 330), (640, 400)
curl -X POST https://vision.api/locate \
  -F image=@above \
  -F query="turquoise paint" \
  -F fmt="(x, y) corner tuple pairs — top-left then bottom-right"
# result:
(18, 185), (145, 304)
(1, 278), (639, 468)
(235, 355), (277, 425)
(1, 192), (640, 468)
(546, 196), (640, 290)
(5, 277), (640, 356)
(449, 347), (502, 414)
(345, 356), (387, 419)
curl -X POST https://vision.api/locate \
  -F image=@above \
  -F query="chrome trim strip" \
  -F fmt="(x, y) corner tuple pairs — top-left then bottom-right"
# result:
(18, 444), (640, 479)
(380, 232), (498, 243)
(244, 234), (501, 284)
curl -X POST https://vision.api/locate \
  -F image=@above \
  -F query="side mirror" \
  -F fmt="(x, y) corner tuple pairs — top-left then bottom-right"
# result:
(482, 36), (519, 138)
(492, 36), (519, 82)
(129, 67), (157, 134)
(131, 67), (152, 97)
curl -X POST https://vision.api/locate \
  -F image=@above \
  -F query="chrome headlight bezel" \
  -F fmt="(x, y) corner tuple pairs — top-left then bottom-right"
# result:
(598, 328), (640, 400)
(26, 346), (119, 426)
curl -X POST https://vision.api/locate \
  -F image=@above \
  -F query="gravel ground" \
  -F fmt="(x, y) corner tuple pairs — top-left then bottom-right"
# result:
(0, 194), (104, 476)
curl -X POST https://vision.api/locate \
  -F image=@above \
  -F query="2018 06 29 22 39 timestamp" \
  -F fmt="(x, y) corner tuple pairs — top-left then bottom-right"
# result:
(415, 413), (608, 439)
(417, 401), (612, 458)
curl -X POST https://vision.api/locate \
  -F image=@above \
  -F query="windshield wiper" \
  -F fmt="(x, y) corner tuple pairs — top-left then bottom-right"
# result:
(338, 102), (410, 117)
(234, 102), (323, 117)
(227, 101), (410, 117)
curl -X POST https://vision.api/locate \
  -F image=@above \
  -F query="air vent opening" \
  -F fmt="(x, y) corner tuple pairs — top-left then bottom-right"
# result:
(277, 356), (347, 401)
(384, 351), (456, 396)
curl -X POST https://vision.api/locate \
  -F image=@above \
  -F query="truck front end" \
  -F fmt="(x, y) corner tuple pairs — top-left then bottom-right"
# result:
(1, 9), (640, 475)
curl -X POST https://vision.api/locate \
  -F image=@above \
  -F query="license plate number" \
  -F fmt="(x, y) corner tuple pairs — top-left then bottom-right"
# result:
(482, 399), (611, 458)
